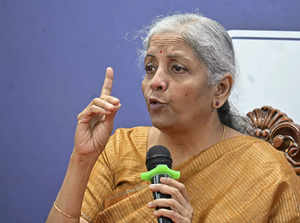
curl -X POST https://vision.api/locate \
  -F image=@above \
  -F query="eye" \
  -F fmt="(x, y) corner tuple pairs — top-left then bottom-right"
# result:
(145, 62), (157, 74)
(171, 64), (188, 74)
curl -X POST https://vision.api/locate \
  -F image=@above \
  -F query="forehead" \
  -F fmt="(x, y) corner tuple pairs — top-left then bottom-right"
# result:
(148, 33), (192, 52)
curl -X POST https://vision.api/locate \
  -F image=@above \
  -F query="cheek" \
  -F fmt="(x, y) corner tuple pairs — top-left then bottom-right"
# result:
(181, 85), (211, 106)
(172, 87), (196, 106)
(184, 91), (189, 97)
(182, 86), (195, 98)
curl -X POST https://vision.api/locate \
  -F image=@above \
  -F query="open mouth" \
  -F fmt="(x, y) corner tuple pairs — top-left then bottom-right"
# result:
(150, 99), (159, 104)
(148, 98), (166, 110)
(149, 98), (163, 105)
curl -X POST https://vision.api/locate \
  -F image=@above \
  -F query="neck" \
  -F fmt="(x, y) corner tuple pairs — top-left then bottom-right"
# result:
(150, 116), (224, 167)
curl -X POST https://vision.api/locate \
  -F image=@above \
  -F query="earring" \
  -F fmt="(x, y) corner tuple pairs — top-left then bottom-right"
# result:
(211, 101), (219, 112)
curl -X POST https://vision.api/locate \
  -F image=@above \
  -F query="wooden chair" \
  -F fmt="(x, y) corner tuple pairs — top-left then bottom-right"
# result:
(247, 106), (300, 175)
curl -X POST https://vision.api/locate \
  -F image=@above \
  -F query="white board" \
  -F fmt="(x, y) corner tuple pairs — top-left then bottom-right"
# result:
(228, 30), (300, 123)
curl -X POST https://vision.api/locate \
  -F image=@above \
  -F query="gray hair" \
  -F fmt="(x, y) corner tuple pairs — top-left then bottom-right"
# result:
(140, 13), (253, 134)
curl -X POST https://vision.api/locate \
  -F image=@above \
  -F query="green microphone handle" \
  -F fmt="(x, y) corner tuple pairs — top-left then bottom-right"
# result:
(141, 164), (180, 181)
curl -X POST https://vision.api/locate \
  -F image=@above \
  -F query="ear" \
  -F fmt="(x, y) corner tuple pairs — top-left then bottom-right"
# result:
(212, 73), (233, 109)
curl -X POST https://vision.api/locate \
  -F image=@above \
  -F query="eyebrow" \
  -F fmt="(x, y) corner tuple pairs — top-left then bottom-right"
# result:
(145, 53), (192, 62)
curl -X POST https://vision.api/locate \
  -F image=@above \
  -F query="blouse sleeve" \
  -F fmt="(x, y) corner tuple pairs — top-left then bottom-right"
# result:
(80, 131), (119, 222)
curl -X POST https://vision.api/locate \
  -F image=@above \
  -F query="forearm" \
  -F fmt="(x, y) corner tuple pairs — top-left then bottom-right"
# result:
(46, 152), (98, 223)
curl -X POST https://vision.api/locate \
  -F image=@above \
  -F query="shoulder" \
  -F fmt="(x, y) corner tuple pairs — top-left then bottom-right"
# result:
(107, 126), (150, 150)
(218, 136), (300, 216)
(112, 126), (150, 140)
(101, 126), (150, 163)
(243, 136), (293, 172)
(243, 137), (300, 219)
(226, 135), (298, 185)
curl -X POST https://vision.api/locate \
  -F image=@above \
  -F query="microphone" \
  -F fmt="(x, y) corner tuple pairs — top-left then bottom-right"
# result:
(141, 145), (180, 223)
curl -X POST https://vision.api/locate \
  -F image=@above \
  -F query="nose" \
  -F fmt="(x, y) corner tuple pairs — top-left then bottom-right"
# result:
(150, 67), (168, 91)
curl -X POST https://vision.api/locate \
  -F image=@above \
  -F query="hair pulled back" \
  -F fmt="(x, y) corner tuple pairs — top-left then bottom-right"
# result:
(141, 13), (252, 133)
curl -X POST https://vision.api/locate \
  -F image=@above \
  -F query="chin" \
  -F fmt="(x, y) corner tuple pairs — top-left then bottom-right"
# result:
(151, 117), (170, 128)
(148, 108), (178, 130)
(150, 116), (178, 132)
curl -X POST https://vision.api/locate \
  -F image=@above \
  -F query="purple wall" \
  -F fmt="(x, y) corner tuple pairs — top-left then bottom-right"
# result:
(1, 0), (299, 222)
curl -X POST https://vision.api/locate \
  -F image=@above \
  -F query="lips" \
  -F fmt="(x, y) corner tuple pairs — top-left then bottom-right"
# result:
(148, 97), (167, 111)
(149, 97), (166, 105)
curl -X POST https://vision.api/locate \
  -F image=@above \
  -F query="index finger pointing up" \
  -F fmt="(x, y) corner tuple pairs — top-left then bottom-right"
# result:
(100, 67), (114, 97)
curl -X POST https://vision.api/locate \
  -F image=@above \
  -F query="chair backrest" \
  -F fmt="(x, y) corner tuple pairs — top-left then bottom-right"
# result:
(247, 106), (300, 175)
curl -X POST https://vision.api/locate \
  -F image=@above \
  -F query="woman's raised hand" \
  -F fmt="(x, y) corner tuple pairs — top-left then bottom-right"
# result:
(74, 67), (121, 156)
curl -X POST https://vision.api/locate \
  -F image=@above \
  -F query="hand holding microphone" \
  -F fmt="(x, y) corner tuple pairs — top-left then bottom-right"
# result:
(141, 146), (193, 223)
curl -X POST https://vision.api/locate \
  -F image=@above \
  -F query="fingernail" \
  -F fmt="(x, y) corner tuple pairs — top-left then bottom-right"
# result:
(113, 98), (120, 103)
(108, 104), (114, 109)
(147, 202), (152, 207)
(149, 184), (154, 189)
(160, 177), (167, 182)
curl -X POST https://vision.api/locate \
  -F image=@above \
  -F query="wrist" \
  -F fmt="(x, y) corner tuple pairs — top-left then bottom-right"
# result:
(70, 150), (99, 169)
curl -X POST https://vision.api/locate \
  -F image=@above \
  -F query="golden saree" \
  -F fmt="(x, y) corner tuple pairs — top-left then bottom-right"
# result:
(81, 127), (300, 222)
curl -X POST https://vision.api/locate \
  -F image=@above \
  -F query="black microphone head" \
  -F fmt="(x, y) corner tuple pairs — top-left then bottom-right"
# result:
(146, 145), (172, 170)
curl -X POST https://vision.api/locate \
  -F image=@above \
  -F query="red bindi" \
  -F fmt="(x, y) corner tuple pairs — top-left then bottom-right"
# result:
(160, 50), (163, 54)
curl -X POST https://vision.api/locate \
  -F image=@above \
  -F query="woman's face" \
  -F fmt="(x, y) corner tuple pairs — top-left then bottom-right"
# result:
(142, 33), (216, 132)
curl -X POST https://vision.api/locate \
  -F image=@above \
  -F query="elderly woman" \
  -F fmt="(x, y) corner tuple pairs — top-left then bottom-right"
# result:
(46, 13), (300, 223)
